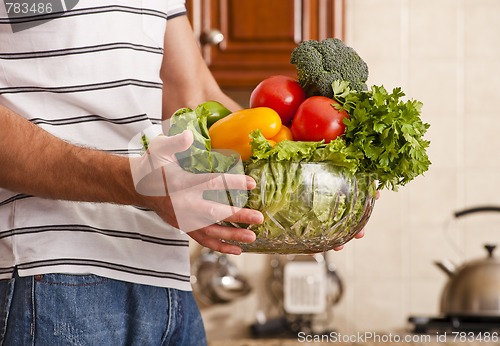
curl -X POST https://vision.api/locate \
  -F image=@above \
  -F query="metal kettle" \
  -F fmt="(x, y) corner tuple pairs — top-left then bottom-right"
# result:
(191, 249), (252, 305)
(435, 206), (500, 317)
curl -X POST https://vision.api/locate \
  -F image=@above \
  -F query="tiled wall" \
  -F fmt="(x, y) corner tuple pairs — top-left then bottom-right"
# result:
(197, 0), (500, 340)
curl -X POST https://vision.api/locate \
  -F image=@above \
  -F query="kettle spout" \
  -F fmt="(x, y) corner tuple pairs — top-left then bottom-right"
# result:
(434, 259), (456, 277)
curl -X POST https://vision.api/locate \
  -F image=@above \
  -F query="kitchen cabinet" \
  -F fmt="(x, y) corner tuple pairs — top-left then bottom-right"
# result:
(186, 0), (345, 89)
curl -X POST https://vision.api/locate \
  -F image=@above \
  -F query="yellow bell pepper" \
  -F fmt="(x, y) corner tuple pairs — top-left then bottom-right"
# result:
(208, 107), (282, 161)
(270, 124), (294, 143)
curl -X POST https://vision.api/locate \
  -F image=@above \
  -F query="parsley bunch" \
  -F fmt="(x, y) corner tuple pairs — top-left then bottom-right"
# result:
(332, 81), (431, 190)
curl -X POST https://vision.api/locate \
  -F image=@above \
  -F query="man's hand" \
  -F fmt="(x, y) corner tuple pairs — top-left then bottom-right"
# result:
(188, 224), (257, 255)
(130, 130), (263, 254)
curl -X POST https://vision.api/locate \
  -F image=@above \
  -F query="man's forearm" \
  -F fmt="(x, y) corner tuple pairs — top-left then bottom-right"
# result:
(0, 105), (141, 206)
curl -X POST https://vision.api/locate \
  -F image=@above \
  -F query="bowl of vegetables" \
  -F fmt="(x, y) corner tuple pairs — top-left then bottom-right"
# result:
(165, 38), (430, 254)
(228, 160), (377, 253)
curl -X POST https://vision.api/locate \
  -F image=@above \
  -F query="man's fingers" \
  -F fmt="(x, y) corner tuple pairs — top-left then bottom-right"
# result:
(148, 130), (194, 159)
(354, 229), (365, 239)
(223, 207), (263, 225)
(172, 196), (263, 232)
(189, 224), (258, 255)
(183, 172), (256, 193)
(202, 224), (256, 243)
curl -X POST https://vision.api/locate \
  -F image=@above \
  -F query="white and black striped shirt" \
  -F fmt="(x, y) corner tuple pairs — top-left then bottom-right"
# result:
(0, 0), (192, 290)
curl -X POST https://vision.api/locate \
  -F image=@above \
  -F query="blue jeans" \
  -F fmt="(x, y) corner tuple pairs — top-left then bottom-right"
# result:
(0, 272), (207, 346)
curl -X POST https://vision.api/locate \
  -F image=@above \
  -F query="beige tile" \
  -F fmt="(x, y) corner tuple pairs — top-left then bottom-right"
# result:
(326, 247), (355, 283)
(464, 0), (500, 59)
(352, 280), (409, 331)
(408, 223), (461, 281)
(421, 115), (458, 169)
(348, 189), (410, 280)
(408, 281), (445, 316)
(329, 285), (357, 333)
(327, 189), (408, 281)
(406, 168), (458, 225)
(347, 0), (404, 61)
(365, 60), (405, 91)
(463, 116), (500, 168)
(236, 252), (269, 276)
(464, 169), (500, 206)
(352, 223), (405, 280)
(409, 0), (459, 60)
(464, 61), (500, 115)
(461, 214), (500, 259)
(408, 61), (459, 116)
(371, 188), (409, 224)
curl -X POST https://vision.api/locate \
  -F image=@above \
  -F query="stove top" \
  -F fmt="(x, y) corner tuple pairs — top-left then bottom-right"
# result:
(409, 315), (500, 334)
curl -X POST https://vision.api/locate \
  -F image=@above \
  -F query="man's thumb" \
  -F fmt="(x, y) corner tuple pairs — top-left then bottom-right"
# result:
(150, 130), (194, 157)
(168, 130), (194, 153)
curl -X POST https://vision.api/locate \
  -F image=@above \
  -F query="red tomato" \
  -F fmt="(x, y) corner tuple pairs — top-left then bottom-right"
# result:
(290, 96), (348, 143)
(249, 75), (306, 126)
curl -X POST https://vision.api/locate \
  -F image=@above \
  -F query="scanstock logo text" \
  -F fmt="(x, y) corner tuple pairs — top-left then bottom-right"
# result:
(3, 0), (79, 32)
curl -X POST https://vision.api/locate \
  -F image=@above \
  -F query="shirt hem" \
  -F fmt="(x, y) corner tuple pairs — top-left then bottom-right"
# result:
(10, 265), (193, 291)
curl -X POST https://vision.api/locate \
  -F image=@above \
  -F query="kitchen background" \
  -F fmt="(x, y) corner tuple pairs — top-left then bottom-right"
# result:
(188, 0), (500, 341)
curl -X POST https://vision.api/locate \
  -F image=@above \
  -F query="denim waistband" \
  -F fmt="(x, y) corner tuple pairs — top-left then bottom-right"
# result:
(0, 272), (206, 346)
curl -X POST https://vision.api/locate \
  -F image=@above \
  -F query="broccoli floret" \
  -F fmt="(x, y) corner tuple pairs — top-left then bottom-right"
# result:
(290, 38), (369, 98)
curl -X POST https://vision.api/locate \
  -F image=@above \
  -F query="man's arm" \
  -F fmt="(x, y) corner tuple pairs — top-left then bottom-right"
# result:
(160, 15), (241, 119)
(0, 14), (261, 255)
(0, 104), (138, 206)
(0, 106), (261, 254)
(159, 15), (262, 252)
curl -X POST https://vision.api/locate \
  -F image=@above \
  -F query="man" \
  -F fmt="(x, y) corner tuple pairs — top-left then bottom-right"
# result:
(0, 1), (264, 344)
(0, 1), (364, 344)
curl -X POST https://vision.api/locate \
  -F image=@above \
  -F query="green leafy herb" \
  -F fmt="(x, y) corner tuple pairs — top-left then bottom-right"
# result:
(332, 80), (431, 190)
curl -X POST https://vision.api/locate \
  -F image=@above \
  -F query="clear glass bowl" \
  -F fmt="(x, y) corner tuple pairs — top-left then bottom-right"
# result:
(226, 161), (377, 254)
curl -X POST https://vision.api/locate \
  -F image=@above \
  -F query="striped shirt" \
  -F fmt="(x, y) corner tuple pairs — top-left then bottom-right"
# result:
(0, 0), (193, 290)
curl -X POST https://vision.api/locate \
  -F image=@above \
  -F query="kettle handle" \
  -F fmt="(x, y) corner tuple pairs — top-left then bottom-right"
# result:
(444, 206), (500, 261)
(454, 206), (500, 218)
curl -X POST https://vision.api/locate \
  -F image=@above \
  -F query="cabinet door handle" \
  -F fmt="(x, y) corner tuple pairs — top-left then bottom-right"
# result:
(200, 29), (225, 46)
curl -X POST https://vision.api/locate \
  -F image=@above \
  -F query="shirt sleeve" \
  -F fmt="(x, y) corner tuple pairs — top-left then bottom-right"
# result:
(166, 0), (186, 20)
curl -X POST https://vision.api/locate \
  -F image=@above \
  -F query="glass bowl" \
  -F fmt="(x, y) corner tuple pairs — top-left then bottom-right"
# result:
(226, 161), (377, 254)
